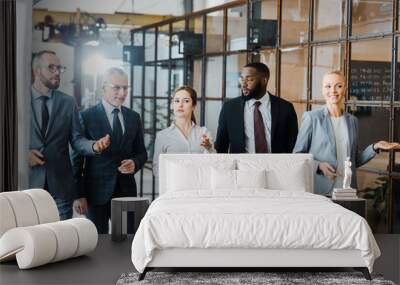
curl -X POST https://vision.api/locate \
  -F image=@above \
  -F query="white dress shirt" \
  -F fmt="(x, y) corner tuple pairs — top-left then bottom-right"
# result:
(152, 122), (215, 177)
(244, 92), (272, 153)
(102, 99), (125, 134)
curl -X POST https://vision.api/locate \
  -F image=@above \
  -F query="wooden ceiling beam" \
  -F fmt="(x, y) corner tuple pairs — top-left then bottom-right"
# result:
(33, 9), (171, 28)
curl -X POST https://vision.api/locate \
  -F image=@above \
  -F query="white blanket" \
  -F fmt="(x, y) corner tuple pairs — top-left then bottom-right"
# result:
(131, 190), (380, 273)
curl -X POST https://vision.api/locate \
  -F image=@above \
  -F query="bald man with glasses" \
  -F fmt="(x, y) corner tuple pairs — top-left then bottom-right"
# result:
(30, 50), (110, 220)
(71, 67), (147, 234)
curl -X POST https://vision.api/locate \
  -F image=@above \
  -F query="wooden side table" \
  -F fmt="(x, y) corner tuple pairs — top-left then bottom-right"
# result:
(331, 198), (366, 218)
(111, 197), (150, 242)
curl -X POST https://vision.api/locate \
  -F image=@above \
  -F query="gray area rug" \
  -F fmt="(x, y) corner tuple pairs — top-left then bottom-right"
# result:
(116, 271), (396, 285)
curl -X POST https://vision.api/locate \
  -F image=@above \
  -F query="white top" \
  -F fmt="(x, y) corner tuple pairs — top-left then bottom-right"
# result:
(152, 123), (215, 177)
(102, 99), (125, 134)
(244, 92), (272, 153)
(330, 116), (349, 188)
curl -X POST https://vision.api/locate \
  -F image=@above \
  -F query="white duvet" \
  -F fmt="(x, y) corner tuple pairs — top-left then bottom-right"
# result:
(131, 190), (380, 273)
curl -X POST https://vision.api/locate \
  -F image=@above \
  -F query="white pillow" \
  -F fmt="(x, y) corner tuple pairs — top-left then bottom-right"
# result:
(210, 169), (267, 190)
(237, 159), (307, 191)
(167, 159), (235, 191)
(267, 163), (307, 191)
(211, 168), (236, 190)
(236, 169), (267, 189)
(167, 162), (205, 191)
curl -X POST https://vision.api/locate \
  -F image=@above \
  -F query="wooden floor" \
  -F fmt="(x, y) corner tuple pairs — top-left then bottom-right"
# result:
(0, 235), (399, 285)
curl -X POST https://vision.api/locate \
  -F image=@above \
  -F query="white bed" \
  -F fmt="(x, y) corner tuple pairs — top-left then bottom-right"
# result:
(131, 154), (380, 280)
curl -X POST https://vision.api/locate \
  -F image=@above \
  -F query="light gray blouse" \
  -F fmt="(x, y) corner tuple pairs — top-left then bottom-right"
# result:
(152, 123), (215, 177)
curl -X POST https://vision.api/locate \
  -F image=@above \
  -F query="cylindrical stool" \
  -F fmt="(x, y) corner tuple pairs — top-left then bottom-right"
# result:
(111, 197), (150, 242)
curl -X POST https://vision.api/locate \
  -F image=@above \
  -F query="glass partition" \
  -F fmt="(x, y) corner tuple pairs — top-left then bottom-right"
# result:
(352, 0), (392, 36)
(206, 11), (224, 53)
(281, 0), (309, 45)
(280, 47), (308, 102)
(227, 5), (247, 51)
(313, 0), (346, 41)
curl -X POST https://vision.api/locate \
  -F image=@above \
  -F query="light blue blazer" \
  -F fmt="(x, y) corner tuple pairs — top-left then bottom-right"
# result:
(293, 106), (376, 196)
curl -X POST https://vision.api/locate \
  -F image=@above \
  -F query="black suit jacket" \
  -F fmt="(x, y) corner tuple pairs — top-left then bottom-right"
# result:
(72, 103), (147, 205)
(214, 94), (298, 153)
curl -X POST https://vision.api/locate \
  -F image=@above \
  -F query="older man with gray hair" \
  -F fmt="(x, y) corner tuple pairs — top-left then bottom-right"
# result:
(72, 67), (147, 234)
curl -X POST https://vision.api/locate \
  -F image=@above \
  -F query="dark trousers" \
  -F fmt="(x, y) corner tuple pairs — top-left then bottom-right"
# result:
(87, 182), (135, 234)
(45, 177), (73, 220)
(53, 196), (73, 220)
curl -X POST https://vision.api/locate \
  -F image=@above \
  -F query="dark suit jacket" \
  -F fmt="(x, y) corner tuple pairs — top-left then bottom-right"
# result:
(72, 103), (147, 206)
(215, 93), (298, 153)
(30, 90), (95, 200)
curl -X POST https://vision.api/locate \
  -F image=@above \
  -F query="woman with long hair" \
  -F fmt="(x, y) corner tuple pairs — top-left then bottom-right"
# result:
(152, 86), (213, 177)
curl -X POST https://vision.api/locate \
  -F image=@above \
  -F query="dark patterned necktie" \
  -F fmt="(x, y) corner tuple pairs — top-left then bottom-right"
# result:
(40, 96), (49, 137)
(254, 101), (268, 153)
(112, 108), (123, 147)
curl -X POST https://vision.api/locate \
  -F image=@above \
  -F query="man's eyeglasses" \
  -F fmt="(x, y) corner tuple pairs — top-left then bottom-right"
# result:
(104, 83), (130, 92)
(45, 64), (67, 73)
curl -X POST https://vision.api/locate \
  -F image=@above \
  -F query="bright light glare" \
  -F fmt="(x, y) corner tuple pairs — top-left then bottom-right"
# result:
(83, 53), (107, 74)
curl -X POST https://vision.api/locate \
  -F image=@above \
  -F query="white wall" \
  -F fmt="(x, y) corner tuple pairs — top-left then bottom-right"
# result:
(16, 0), (33, 189)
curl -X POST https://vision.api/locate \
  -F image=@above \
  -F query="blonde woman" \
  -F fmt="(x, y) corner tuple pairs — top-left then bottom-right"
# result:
(294, 71), (400, 196)
(152, 86), (214, 177)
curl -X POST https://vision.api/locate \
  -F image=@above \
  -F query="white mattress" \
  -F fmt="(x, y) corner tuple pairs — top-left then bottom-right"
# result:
(131, 190), (380, 273)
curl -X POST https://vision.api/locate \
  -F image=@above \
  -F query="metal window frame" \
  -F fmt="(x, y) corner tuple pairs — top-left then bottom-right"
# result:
(129, 0), (400, 232)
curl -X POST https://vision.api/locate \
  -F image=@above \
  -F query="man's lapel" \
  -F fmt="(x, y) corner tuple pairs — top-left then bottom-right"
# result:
(270, 93), (279, 145)
(236, 98), (245, 150)
(30, 99), (43, 140)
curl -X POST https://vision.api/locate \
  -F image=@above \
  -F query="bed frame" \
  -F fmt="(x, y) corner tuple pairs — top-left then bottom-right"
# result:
(140, 248), (370, 280)
(138, 154), (372, 281)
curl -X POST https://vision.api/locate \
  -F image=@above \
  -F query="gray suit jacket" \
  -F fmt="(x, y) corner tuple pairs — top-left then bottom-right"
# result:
(293, 106), (376, 195)
(30, 90), (95, 200)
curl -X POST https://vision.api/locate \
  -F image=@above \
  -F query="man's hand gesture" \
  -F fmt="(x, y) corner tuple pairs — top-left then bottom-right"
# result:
(93, 134), (111, 153)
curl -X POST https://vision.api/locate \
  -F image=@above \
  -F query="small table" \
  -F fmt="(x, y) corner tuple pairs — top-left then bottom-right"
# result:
(111, 197), (150, 242)
(331, 198), (366, 218)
